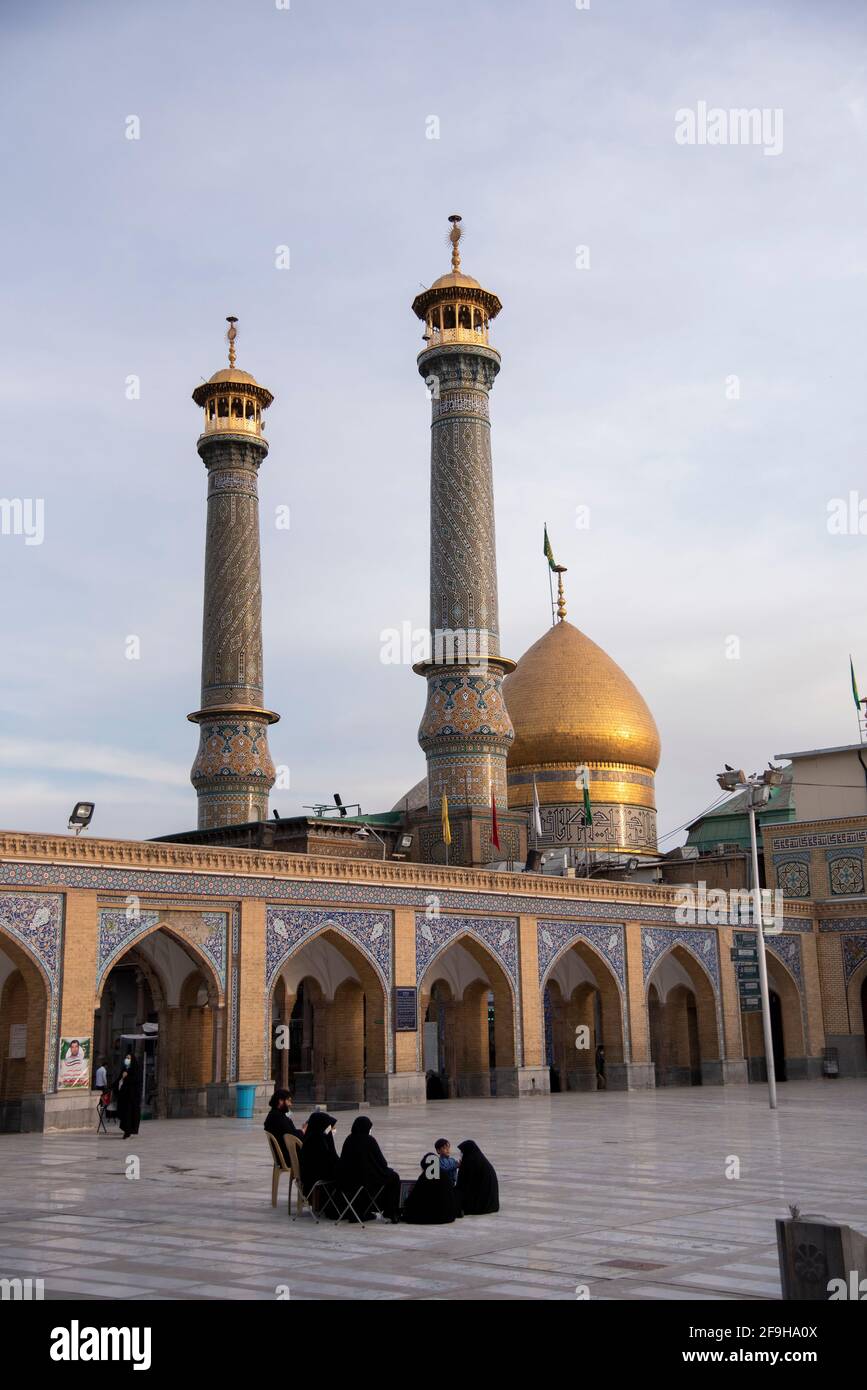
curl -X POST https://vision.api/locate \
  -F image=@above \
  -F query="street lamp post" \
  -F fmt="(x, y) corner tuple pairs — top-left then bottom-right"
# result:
(354, 825), (387, 861)
(716, 765), (784, 1111)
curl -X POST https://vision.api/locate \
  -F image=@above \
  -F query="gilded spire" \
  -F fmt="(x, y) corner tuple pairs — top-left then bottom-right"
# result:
(226, 315), (238, 370)
(448, 213), (462, 273)
(553, 564), (568, 622)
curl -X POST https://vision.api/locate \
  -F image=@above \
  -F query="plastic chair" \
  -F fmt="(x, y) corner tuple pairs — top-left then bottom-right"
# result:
(266, 1132), (296, 1212)
(271, 1132), (340, 1222)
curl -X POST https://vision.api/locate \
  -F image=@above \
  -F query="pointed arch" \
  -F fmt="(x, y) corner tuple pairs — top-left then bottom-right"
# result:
(264, 926), (390, 1102)
(0, 930), (51, 1100)
(96, 920), (224, 1007)
(418, 931), (517, 1098)
(646, 943), (721, 1085)
(541, 934), (626, 1089)
(744, 947), (806, 1078)
(845, 952), (867, 1032)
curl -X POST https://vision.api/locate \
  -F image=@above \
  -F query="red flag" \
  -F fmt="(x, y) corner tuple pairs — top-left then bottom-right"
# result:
(491, 790), (501, 851)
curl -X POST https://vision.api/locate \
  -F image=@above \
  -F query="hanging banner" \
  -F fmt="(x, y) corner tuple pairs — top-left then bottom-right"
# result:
(58, 1036), (92, 1089)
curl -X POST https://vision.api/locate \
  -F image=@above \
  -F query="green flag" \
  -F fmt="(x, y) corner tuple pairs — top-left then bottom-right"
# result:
(576, 765), (593, 826)
(851, 655), (861, 712)
(543, 524), (556, 572)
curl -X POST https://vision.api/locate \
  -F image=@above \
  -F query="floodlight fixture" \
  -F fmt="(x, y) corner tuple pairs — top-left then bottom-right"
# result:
(68, 802), (95, 835)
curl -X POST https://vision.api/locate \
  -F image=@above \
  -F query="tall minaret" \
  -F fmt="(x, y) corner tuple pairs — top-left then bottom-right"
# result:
(411, 217), (518, 866)
(188, 318), (279, 830)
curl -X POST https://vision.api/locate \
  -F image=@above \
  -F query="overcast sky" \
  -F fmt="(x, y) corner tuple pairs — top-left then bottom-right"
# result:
(1, 0), (866, 847)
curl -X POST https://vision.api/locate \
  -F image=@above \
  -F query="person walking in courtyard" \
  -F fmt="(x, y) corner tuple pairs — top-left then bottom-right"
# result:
(264, 1089), (306, 1163)
(336, 1116), (401, 1223)
(596, 1044), (607, 1090)
(455, 1139), (499, 1215)
(434, 1138), (459, 1184)
(403, 1153), (458, 1224)
(114, 1049), (141, 1139)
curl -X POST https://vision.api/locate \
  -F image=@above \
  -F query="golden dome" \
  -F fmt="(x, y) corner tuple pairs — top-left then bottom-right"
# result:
(428, 271), (482, 292)
(504, 619), (661, 771)
(191, 317), (274, 409)
(411, 215), (502, 321)
(206, 367), (261, 387)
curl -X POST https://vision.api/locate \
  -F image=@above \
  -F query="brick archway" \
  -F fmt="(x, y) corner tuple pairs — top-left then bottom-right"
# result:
(744, 950), (805, 1081)
(542, 937), (625, 1090)
(0, 930), (51, 1107)
(267, 928), (388, 1106)
(94, 927), (225, 1117)
(419, 933), (517, 1098)
(647, 944), (720, 1087)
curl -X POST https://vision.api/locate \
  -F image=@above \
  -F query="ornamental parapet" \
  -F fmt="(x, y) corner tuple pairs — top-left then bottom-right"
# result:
(0, 829), (817, 918)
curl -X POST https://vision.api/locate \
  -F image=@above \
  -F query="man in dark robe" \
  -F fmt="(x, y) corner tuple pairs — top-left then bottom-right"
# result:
(336, 1116), (401, 1223)
(299, 1112), (339, 1215)
(455, 1139), (499, 1215)
(114, 1051), (141, 1139)
(402, 1153), (457, 1225)
(263, 1089), (306, 1164)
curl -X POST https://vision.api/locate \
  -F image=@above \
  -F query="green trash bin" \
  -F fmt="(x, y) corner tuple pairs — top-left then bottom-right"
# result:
(235, 1084), (256, 1119)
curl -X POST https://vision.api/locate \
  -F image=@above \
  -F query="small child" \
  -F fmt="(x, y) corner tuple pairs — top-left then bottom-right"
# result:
(435, 1137), (458, 1185)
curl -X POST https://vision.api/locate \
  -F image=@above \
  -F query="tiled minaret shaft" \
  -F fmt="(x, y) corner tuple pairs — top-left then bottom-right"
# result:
(411, 218), (514, 812)
(188, 319), (279, 830)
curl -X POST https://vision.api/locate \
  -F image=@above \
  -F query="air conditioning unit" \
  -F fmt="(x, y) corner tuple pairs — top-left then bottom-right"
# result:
(715, 842), (742, 855)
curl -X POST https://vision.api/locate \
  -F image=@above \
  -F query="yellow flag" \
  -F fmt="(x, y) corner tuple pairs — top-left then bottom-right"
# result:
(441, 792), (452, 846)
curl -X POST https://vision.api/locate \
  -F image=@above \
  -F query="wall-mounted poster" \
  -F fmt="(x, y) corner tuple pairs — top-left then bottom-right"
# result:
(8, 1024), (26, 1059)
(58, 1036), (91, 1089)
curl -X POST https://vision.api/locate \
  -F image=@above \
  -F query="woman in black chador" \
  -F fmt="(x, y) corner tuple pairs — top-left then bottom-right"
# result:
(402, 1153), (458, 1225)
(114, 1050), (141, 1139)
(299, 1112), (339, 1213)
(455, 1139), (499, 1215)
(336, 1116), (401, 1223)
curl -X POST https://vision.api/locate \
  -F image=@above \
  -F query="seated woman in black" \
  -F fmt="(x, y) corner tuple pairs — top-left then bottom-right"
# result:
(263, 1089), (305, 1164)
(299, 1112), (339, 1214)
(455, 1139), (499, 1215)
(402, 1153), (457, 1225)
(336, 1116), (401, 1223)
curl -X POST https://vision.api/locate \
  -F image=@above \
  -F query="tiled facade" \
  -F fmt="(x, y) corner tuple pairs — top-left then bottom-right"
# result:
(764, 813), (867, 1077)
(0, 826), (864, 1130)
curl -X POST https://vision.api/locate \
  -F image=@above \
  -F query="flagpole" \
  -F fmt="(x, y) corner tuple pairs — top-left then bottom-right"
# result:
(545, 520), (555, 627)
(852, 656), (864, 744)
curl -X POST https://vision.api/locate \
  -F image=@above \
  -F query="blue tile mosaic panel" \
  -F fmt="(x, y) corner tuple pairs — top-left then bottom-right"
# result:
(842, 933), (867, 984)
(97, 909), (228, 992)
(265, 906), (391, 991)
(414, 911), (518, 991)
(536, 919), (625, 990)
(641, 927), (721, 993)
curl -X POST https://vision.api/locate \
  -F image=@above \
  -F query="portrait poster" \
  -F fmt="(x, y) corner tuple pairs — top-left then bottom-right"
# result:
(58, 1036), (91, 1089)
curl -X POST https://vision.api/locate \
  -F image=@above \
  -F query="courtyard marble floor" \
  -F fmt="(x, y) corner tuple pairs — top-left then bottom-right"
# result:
(0, 1080), (865, 1301)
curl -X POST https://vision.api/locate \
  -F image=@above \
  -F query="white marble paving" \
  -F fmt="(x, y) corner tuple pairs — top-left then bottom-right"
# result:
(0, 1080), (865, 1301)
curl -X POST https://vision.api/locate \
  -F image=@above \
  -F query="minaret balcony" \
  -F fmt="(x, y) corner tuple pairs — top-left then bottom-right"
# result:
(423, 323), (492, 350)
(199, 410), (266, 441)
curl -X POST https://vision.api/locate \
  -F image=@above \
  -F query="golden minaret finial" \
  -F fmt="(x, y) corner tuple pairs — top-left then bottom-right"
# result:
(448, 213), (462, 273)
(553, 564), (568, 622)
(226, 315), (238, 370)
